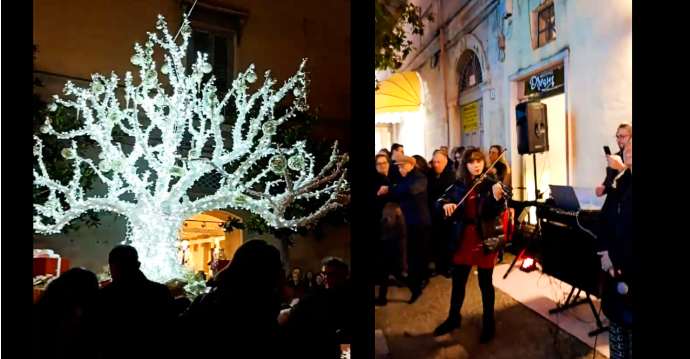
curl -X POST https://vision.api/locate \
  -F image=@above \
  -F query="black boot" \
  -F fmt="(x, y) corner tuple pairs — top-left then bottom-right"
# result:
(406, 275), (423, 304)
(408, 286), (422, 304)
(477, 267), (496, 343)
(437, 262), (450, 278)
(433, 315), (461, 336)
(376, 284), (389, 306)
(479, 316), (495, 343)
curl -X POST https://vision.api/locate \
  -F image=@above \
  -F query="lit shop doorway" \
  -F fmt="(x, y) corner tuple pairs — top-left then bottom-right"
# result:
(518, 65), (568, 221)
(375, 123), (397, 154)
(178, 210), (244, 278)
(375, 112), (425, 157)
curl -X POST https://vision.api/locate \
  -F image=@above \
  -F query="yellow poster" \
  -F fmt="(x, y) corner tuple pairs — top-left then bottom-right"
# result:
(461, 101), (480, 133)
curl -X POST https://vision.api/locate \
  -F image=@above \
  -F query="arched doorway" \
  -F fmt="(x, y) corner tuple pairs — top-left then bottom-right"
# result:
(457, 49), (484, 149)
(179, 210), (244, 278)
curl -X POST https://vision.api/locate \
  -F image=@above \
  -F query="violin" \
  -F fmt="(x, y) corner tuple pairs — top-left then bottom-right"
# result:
(454, 149), (512, 209)
(472, 172), (512, 197)
(446, 149), (515, 252)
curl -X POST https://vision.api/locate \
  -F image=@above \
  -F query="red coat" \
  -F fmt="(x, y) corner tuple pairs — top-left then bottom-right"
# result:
(452, 190), (498, 269)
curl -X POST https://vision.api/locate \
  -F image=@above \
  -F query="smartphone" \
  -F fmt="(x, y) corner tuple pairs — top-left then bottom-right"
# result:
(603, 146), (611, 155)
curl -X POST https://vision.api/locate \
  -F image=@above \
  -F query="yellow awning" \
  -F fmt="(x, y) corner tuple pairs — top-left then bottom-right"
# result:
(375, 71), (421, 114)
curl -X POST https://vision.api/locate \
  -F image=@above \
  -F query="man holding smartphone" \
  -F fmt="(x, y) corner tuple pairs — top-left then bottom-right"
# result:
(595, 123), (633, 358)
(597, 138), (633, 359)
(595, 124), (632, 197)
(596, 123), (631, 272)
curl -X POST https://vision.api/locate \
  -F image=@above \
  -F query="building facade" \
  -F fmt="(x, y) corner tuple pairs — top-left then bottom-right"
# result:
(382, 0), (632, 201)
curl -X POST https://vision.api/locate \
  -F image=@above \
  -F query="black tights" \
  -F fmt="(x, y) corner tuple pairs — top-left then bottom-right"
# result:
(448, 265), (495, 322)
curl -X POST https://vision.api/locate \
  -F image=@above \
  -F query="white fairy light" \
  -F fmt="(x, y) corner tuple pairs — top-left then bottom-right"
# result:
(33, 15), (349, 283)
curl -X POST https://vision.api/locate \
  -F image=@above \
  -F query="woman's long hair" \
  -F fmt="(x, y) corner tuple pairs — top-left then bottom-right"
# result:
(456, 148), (487, 185)
(450, 147), (465, 171)
(489, 145), (508, 165)
(413, 155), (430, 175)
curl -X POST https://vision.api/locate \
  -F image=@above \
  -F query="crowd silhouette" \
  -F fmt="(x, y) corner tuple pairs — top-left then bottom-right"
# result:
(33, 241), (351, 359)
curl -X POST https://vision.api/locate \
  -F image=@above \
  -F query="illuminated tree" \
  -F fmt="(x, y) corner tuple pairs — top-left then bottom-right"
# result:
(33, 16), (349, 283)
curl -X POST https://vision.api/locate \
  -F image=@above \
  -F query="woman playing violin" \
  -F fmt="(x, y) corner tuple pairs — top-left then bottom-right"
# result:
(432, 148), (509, 343)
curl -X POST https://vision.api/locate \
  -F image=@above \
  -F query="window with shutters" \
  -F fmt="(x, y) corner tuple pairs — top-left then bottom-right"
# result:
(537, 4), (556, 47)
(180, 1), (247, 195)
(182, 1), (247, 96)
(531, 1), (556, 49)
(187, 30), (233, 94)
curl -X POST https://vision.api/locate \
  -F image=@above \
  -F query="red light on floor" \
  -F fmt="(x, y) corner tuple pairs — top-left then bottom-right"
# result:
(520, 257), (538, 272)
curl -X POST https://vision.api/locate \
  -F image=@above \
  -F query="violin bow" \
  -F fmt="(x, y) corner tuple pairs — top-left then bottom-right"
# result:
(454, 149), (510, 208)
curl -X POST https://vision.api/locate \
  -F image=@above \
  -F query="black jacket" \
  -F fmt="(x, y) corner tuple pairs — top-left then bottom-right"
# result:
(427, 165), (456, 207)
(179, 278), (283, 358)
(388, 164), (402, 185)
(427, 166), (457, 256)
(597, 150), (626, 252)
(282, 283), (354, 359)
(97, 270), (176, 359)
(600, 170), (632, 325)
(600, 169), (632, 275)
(390, 168), (431, 226)
(374, 172), (392, 218)
(614, 177), (632, 275)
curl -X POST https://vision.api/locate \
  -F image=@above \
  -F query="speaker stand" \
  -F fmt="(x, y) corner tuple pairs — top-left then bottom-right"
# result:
(504, 154), (542, 280)
(532, 153), (542, 200)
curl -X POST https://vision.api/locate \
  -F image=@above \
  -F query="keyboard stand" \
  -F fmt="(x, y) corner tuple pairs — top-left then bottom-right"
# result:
(548, 286), (609, 336)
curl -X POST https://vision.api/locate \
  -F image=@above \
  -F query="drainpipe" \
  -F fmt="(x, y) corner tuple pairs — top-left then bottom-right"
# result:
(438, 0), (451, 147)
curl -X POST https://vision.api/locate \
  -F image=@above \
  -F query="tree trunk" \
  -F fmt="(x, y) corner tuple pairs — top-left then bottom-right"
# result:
(127, 215), (185, 283)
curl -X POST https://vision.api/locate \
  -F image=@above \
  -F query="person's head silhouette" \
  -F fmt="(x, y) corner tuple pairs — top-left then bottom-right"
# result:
(39, 267), (99, 313)
(216, 240), (282, 293)
(108, 245), (140, 282)
(321, 257), (349, 290)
